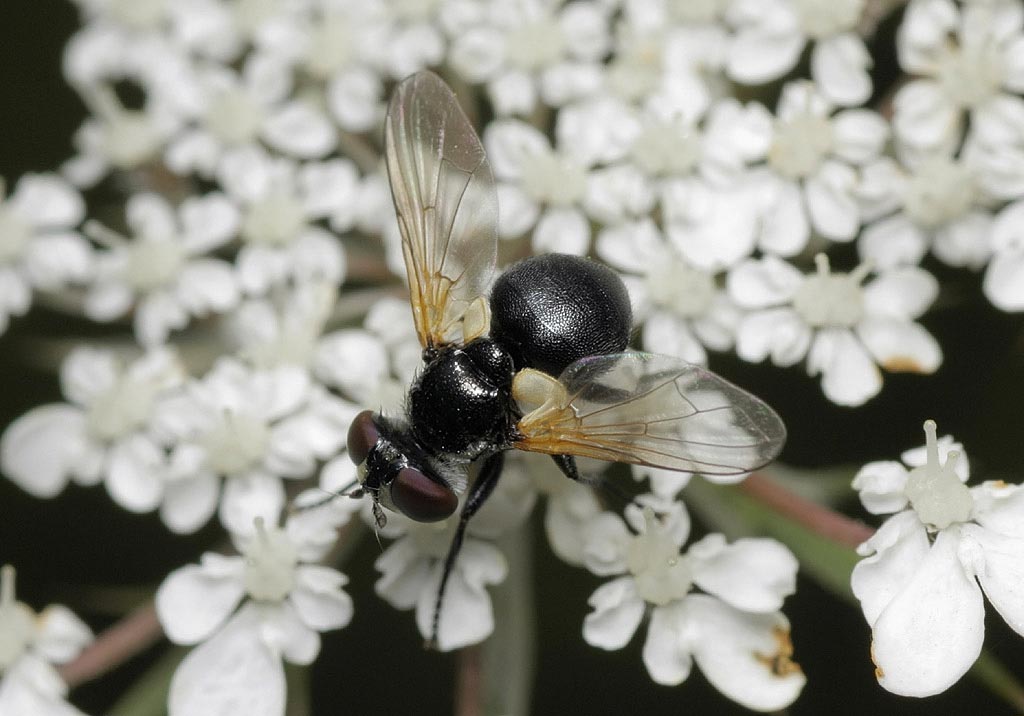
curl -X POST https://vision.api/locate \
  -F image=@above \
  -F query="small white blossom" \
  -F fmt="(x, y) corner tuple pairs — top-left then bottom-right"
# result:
(580, 499), (805, 710)
(216, 147), (347, 296)
(597, 219), (739, 366)
(1, 348), (184, 512)
(852, 420), (1024, 697)
(726, 0), (873, 107)
(447, 0), (611, 116)
(730, 254), (942, 406)
(156, 508), (354, 716)
(893, 0), (1024, 154)
(374, 461), (536, 651)
(165, 52), (336, 177)
(83, 192), (241, 346)
(752, 82), (888, 252)
(62, 85), (183, 187)
(0, 566), (93, 716)
(0, 174), (92, 334)
(484, 118), (596, 254)
(152, 358), (348, 534)
(857, 152), (995, 271)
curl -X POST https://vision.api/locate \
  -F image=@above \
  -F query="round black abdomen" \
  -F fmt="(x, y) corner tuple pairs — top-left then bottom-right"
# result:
(489, 254), (632, 376)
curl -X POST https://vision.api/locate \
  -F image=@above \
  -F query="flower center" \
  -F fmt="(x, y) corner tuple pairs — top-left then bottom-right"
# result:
(85, 88), (161, 170)
(241, 192), (307, 246)
(625, 509), (693, 606)
(666, 0), (727, 24)
(936, 43), (1004, 109)
(391, 0), (440, 21)
(206, 87), (264, 146)
(630, 120), (700, 178)
(504, 18), (565, 72)
(790, 0), (863, 39)
(519, 150), (587, 207)
(792, 254), (869, 328)
(304, 14), (356, 79)
(230, 0), (278, 38)
(243, 518), (298, 602)
(0, 204), (31, 263)
(902, 156), (975, 229)
(124, 238), (188, 292)
(606, 32), (662, 102)
(648, 258), (716, 317)
(768, 109), (834, 180)
(0, 566), (35, 673)
(201, 410), (270, 475)
(85, 374), (162, 442)
(904, 420), (973, 530)
(107, 0), (166, 29)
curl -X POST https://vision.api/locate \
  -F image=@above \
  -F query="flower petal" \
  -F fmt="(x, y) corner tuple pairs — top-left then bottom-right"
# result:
(582, 577), (645, 650)
(690, 535), (798, 612)
(687, 595), (806, 710)
(870, 528), (984, 697)
(168, 604), (285, 716)
(156, 556), (245, 645)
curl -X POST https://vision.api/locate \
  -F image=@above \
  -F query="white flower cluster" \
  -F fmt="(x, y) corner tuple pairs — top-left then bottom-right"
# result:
(2, 0), (1024, 713)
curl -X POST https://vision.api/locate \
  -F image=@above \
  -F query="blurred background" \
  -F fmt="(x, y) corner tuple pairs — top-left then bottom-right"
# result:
(1, 2), (1023, 714)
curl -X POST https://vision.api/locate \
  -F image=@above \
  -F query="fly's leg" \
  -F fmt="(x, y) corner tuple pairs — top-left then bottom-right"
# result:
(427, 450), (506, 650)
(550, 454), (637, 508)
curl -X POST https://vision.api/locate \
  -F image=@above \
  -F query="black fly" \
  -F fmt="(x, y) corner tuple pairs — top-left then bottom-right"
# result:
(345, 71), (787, 648)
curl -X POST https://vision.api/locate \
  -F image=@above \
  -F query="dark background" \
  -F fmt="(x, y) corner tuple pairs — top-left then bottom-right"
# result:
(1, 2), (1023, 715)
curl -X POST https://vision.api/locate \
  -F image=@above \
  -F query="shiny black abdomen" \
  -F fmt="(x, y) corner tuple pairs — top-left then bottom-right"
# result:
(408, 338), (515, 458)
(489, 254), (632, 376)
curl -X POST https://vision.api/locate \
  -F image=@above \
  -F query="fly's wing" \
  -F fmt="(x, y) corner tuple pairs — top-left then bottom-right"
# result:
(384, 70), (498, 350)
(513, 354), (786, 476)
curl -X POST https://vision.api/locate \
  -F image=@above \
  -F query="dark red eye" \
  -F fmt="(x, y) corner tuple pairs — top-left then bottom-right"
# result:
(391, 468), (458, 522)
(347, 410), (380, 464)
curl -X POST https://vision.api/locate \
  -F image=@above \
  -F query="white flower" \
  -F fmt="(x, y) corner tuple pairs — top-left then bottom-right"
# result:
(374, 460), (536, 651)
(729, 254), (942, 406)
(983, 199), (1024, 311)
(484, 118), (595, 254)
(857, 152), (994, 271)
(597, 219), (739, 366)
(152, 358), (347, 534)
(83, 192), (241, 346)
(580, 500), (805, 710)
(0, 174), (91, 335)
(1, 347), (184, 511)
(165, 52), (336, 177)
(447, 0), (611, 116)
(216, 147), (347, 296)
(752, 81), (888, 251)
(156, 509), (354, 716)
(726, 0), (873, 107)
(893, 0), (1024, 154)
(62, 84), (182, 188)
(851, 420), (1024, 697)
(0, 565), (93, 716)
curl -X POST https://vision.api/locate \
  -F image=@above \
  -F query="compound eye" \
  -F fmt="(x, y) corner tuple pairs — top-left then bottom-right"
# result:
(391, 468), (458, 522)
(347, 410), (380, 464)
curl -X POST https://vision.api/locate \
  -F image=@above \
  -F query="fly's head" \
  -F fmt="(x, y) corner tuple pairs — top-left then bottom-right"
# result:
(347, 411), (459, 527)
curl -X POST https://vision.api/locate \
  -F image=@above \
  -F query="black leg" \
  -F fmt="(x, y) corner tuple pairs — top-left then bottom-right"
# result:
(427, 451), (506, 649)
(550, 454), (637, 508)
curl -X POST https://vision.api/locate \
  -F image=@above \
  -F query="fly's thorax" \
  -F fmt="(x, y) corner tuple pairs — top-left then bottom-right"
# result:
(408, 340), (516, 459)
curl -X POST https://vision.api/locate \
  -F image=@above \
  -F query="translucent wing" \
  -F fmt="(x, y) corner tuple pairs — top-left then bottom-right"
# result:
(513, 353), (786, 475)
(384, 71), (498, 350)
